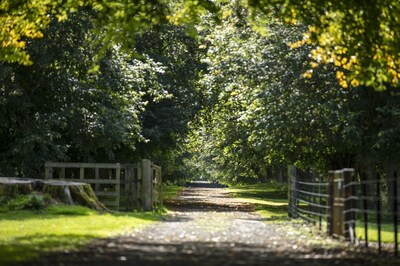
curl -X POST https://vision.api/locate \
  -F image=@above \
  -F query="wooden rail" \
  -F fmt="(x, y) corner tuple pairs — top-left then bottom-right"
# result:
(45, 162), (121, 209)
(45, 159), (162, 211)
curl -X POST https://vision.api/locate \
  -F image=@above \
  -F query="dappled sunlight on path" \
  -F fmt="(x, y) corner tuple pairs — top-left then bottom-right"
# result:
(26, 182), (400, 266)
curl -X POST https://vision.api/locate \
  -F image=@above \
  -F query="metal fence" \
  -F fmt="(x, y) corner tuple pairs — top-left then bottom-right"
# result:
(344, 167), (399, 255)
(288, 166), (330, 231)
(288, 165), (400, 255)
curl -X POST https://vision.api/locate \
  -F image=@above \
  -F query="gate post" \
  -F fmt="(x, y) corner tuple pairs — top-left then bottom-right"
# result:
(142, 159), (152, 211)
(288, 165), (297, 218)
(328, 170), (345, 237)
(343, 168), (355, 242)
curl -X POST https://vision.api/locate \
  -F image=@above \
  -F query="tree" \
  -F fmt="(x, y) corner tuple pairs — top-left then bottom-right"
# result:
(0, 0), (219, 65)
(0, 10), (167, 177)
(132, 24), (207, 183)
(186, 2), (354, 183)
(2, 0), (400, 90)
(248, 0), (400, 90)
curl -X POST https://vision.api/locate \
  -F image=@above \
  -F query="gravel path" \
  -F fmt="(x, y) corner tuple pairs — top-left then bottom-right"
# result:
(28, 182), (400, 266)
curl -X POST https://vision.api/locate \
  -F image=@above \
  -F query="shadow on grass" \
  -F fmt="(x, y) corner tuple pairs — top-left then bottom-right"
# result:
(233, 190), (287, 200)
(0, 205), (161, 222)
(0, 233), (97, 265)
(0, 206), (161, 264)
(21, 239), (400, 266)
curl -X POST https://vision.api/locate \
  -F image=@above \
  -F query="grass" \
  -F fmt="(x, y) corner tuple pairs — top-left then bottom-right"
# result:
(0, 205), (160, 264)
(0, 184), (184, 265)
(356, 222), (399, 243)
(228, 182), (400, 244)
(229, 182), (289, 221)
(162, 184), (184, 202)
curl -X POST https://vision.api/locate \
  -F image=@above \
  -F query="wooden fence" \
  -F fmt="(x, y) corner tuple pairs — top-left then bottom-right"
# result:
(44, 159), (162, 211)
(289, 165), (400, 255)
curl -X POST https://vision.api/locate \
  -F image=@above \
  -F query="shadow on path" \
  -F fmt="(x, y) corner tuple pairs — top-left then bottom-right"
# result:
(24, 182), (400, 266)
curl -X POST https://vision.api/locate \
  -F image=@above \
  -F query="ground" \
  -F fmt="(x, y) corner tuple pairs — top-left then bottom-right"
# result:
(23, 182), (400, 265)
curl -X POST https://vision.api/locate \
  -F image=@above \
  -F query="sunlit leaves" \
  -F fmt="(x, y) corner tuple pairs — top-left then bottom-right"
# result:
(248, 0), (400, 90)
(0, 0), (91, 65)
(0, 0), (221, 67)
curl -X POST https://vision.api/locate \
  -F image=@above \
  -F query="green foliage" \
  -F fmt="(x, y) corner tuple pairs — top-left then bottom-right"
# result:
(0, 193), (53, 212)
(0, 10), (172, 177)
(0, 0), (219, 65)
(3, 0), (400, 90)
(186, 3), (348, 182)
(248, 0), (400, 90)
(4, 194), (49, 211)
(2, 0), (400, 185)
(132, 24), (207, 182)
(186, 1), (400, 183)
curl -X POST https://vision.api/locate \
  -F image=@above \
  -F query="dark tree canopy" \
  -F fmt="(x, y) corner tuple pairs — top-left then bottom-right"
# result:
(1, 1), (400, 183)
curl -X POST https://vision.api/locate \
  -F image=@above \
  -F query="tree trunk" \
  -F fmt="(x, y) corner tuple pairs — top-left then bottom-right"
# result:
(0, 177), (107, 211)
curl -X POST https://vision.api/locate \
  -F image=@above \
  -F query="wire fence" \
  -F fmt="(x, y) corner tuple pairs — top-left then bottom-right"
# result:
(288, 165), (400, 255)
(288, 165), (330, 231)
(345, 170), (399, 255)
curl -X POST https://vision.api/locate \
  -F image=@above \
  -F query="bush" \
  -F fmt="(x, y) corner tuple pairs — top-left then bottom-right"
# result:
(5, 194), (49, 211)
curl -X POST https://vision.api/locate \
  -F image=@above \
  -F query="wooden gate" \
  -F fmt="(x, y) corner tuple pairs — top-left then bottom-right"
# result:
(151, 162), (163, 209)
(44, 162), (121, 209)
(124, 163), (142, 211)
(45, 159), (162, 211)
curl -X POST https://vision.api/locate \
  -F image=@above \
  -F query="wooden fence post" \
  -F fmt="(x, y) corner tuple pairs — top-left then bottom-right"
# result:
(94, 167), (100, 193)
(116, 164), (121, 211)
(329, 169), (353, 238)
(142, 159), (152, 211)
(393, 171), (398, 256)
(328, 170), (336, 235)
(336, 170), (344, 236)
(288, 165), (297, 218)
(160, 169), (163, 207)
(79, 166), (84, 180)
(343, 168), (355, 242)
(45, 162), (53, 179)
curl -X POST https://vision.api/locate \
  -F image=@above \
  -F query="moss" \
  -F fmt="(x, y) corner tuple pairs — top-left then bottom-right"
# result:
(0, 183), (33, 201)
(69, 184), (107, 211)
(42, 184), (70, 203)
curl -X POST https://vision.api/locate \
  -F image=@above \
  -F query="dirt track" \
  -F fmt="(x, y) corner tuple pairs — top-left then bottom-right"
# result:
(26, 182), (400, 266)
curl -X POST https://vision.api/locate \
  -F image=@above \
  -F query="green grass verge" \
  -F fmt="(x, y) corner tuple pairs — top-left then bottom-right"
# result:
(0, 184), (184, 265)
(356, 222), (400, 243)
(228, 182), (400, 244)
(0, 205), (160, 264)
(229, 182), (289, 221)
(162, 184), (184, 202)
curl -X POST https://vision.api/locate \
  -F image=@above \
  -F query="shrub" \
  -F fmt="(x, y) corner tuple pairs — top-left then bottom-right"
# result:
(6, 194), (48, 211)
